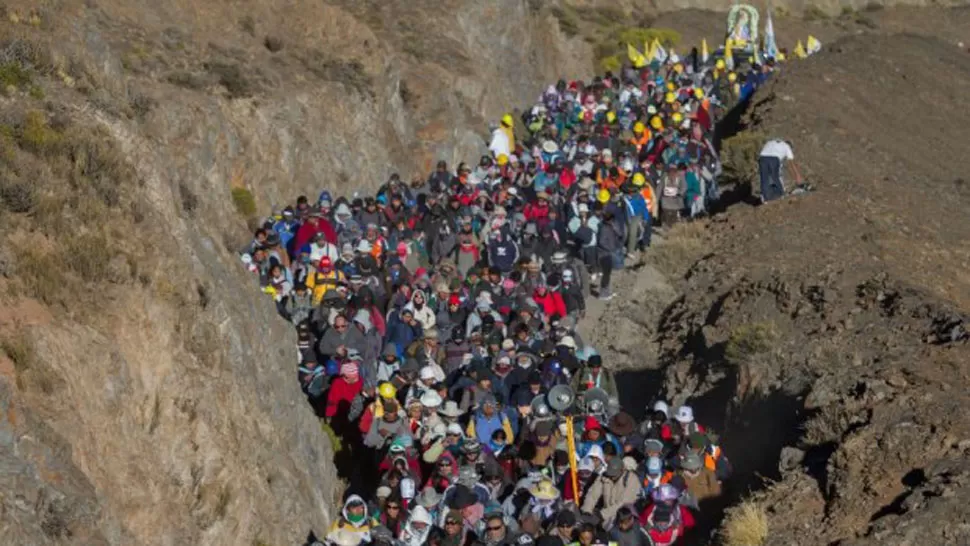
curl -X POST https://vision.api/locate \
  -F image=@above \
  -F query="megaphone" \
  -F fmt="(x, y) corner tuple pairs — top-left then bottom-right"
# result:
(548, 384), (576, 412)
(531, 394), (552, 418)
(583, 387), (610, 414)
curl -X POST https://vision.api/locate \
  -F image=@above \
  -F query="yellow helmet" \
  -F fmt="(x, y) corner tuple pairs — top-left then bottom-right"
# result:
(632, 172), (646, 187)
(715, 59), (726, 70)
(378, 382), (397, 399)
(496, 154), (509, 166)
(665, 81), (675, 92)
(728, 72), (737, 83)
(672, 112), (684, 124)
(633, 121), (645, 134)
(664, 92), (676, 104)
(501, 113), (514, 127)
(693, 88), (704, 100)
(673, 63), (684, 74)
(650, 115), (664, 131)
(606, 111), (616, 123)
(597, 188), (611, 204)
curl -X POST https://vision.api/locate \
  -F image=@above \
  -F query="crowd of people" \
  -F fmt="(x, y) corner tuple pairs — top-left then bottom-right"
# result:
(240, 47), (773, 546)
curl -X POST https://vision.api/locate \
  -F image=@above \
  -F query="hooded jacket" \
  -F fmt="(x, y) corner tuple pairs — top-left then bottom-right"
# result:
(330, 494), (372, 540)
(399, 506), (433, 546)
(404, 289), (437, 331)
(581, 468), (641, 527)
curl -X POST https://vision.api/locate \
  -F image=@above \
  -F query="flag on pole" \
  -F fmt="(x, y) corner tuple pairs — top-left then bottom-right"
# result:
(651, 38), (668, 62)
(668, 47), (680, 64)
(724, 38), (735, 69)
(794, 40), (807, 59)
(806, 35), (822, 55)
(701, 38), (710, 63)
(764, 10), (779, 59)
(627, 44), (647, 68)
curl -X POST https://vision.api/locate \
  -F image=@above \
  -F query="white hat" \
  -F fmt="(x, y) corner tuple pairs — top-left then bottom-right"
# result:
(439, 401), (464, 418)
(357, 240), (373, 253)
(578, 456), (595, 472)
(601, 149), (613, 158)
(675, 405), (694, 424)
(578, 203), (590, 214)
(542, 140), (559, 154)
(559, 336), (577, 349)
(420, 390), (443, 408)
(419, 367), (437, 381)
(376, 485), (393, 498)
(446, 423), (464, 435)
(410, 505), (433, 525)
(652, 400), (670, 417)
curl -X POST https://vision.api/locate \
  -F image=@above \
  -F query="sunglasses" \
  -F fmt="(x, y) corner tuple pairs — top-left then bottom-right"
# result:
(446, 520), (461, 525)
(487, 526), (503, 531)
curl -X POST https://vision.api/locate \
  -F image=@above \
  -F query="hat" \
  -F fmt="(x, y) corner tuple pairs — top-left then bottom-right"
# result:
(462, 438), (482, 454)
(605, 457), (624, 479)
(652, 400), (670, 417)
(340, 362), (359, 381)
(643, 438), (665, 454)
(420, 390), (443, 408)
(376, 485), (393, 499)
(535, 420), (556, 437)
(675, 405), (694, 424)
(608, 412), (636, 437)
(446, 422), (464, 436)
(542, 140), (559, 154)
(440, 401), (464, 418)
(584, 415), (601, 431)
(681, 452), (703, 472)
(447, 485), (478, 509)
(443, 509), (463, 524)
(357, 240), (373, 253)
(646, 456), (663, 476)
(476, 300), (491, 311)
(558, 336), (576, 349)
(577, 203), (590, 214)
(578, 456), (595, 473)
(419, 367), (437, 381)
(578, 177), (595, 191)
(529, 479), (560, 500)
(416, 487), (443, 509)
(424, 329), (439, 340)
(396, 242), (408, 256)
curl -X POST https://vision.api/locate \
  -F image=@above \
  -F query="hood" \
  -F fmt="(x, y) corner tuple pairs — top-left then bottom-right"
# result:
(409, 289), (427, 307)
(352, 309), (373, 332)
(342, 494), (368, 527)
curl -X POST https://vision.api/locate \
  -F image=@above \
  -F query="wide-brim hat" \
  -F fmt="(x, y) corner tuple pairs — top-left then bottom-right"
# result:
(447, 484), (478, 509)
(529, 479), (560, 501)
(438, 400), (464, 418)
(608, 411), (636, 437)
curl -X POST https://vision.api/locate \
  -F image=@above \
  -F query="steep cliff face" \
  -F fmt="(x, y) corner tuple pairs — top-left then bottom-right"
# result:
(0, 1), (592, 545)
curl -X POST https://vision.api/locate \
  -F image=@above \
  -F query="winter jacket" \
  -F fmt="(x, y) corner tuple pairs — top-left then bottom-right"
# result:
(329, 494), (372, 541)
(326, 376), (363, 418)
(364, 413), (408, 449)
(581, 471), (641, 526)
(488, 238), (520, 273)
(466, 410), (514, 446)
(532, 289), (568, 321)
(403, 289), (437, 331)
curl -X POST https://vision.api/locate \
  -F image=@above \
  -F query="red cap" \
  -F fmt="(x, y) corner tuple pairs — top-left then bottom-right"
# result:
(318, 256), (332, 269)
(448, 294), (461, 306)
(585, 416), (601, 431)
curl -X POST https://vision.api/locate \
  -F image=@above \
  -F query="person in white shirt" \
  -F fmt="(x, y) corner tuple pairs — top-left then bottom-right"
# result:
(758, 139), (802, 202)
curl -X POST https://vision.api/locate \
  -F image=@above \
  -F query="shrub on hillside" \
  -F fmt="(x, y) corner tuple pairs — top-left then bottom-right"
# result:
(725, 322), (777, 364)
(231, 187), (257, 218)
(721, 500), (769, 546)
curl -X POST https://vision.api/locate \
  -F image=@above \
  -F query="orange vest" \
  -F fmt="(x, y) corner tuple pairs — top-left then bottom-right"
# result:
(631, 132), (651, 152)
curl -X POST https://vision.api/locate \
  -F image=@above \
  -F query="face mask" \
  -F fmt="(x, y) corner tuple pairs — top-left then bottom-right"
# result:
(347, 512), (366, 525)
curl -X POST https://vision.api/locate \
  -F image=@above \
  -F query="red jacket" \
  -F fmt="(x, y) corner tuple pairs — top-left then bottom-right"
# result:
(325, 377), (362, 418)
(523, 202), (551, 223)
(639, 503), (695, 546)
(533, 289), (567, 320)
(294, 216), (338, 249)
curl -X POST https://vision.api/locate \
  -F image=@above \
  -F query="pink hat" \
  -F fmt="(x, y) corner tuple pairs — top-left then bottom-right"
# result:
(340, 362), (359, 382)
(501, 278), (516, 290)
(396, 242), (408, 256)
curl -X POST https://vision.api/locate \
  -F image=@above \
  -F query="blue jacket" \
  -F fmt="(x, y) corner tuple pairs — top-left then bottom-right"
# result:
(623, 194), (650, 221)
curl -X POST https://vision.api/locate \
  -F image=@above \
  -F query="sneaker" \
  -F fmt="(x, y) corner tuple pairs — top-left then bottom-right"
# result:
(598, 291), (615, 301)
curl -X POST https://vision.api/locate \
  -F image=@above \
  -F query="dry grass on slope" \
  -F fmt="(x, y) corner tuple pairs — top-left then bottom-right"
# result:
(720, 500), (769, 546)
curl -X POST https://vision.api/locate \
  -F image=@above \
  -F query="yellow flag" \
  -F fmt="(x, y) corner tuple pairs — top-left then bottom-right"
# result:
(701, 38), (709, 63)
(724, 38), (734, 69)
(627, 44), (647, 68)
(794, 40), (807, 59)
(806, 35), (822, 55)
(646, 39), (658, 61)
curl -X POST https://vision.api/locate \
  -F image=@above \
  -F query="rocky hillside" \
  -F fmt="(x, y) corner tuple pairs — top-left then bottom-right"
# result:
(0, 1), (590, 545)
(583, 30), (970, 545)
